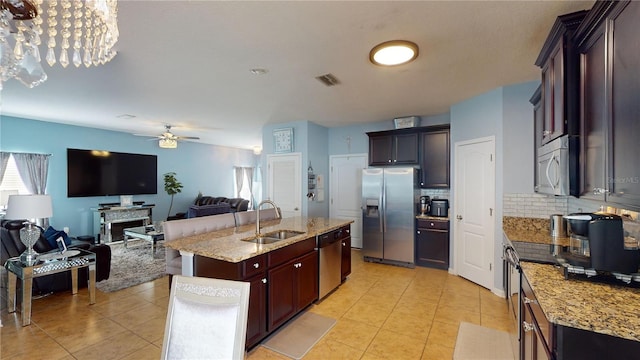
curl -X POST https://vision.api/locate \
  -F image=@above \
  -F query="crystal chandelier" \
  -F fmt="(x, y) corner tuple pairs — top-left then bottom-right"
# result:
(0, 0), (118, 88)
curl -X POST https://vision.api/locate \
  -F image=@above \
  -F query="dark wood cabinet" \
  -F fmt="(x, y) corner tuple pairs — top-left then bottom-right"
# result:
(368, 130), (419, 166)
(531, 85), (544, 193)
(575, 0), (640, 210)
(521, 275), (553, 360)
(419, 128), (450, 188)
(246, 274), (268, 348)
(268, 250), (318, 331)
(535, 10), (587, 144)
(415, 218), (449, 269)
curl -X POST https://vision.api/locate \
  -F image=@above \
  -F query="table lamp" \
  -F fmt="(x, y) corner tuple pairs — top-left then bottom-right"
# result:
(5, 194), (53, 265)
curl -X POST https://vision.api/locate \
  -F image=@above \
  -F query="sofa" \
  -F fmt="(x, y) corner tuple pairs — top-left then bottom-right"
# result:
(1, 220), (112, 295)
(168, 196), (249, 221)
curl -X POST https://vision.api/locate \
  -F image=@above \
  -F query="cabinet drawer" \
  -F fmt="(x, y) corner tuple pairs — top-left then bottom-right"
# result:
(417, 219), (449, 230)
(521, 276), (553, 354)
(268, 237), (316, 268)
(243, 254), (267, 278)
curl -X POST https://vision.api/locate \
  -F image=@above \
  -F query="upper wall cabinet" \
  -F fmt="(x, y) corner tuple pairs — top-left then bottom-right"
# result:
(419, 128), (450, 188)
(367, 129), (419, 166)
(367, 125), (450, 188)
(535, 10), (588, 144)
(574, 0), (640, 209)
(530, 85), (543, 193)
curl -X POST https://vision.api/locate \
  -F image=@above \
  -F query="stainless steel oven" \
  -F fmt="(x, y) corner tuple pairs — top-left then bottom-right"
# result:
(503, 242), (521, 359)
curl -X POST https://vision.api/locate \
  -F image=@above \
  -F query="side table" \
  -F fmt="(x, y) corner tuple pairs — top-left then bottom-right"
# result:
(4, 249), (97, 326)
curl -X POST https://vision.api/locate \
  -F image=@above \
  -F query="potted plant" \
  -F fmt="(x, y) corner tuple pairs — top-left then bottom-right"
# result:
(163, 172), (183, 219)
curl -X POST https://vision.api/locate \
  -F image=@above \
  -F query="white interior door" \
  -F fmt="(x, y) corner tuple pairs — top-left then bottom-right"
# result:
(267, 153), (302, 218)
(329, 154), (368, 248)
(454, 136), (495, 290)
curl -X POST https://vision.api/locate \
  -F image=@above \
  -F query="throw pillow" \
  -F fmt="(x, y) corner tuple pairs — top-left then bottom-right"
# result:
(43, 226), (71, 249)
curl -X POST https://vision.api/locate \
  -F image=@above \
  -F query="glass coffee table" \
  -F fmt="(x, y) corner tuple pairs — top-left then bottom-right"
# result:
(4, 249), (96, 326)
(123, 225), (164, 257)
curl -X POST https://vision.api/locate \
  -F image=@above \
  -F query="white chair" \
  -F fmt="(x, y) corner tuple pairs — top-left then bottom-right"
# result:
(161, 275), (250, 360)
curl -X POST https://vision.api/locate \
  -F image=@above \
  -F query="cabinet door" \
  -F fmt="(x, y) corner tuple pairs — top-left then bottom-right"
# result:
(415, 226), (449, 270)
(295, 251), (318, 310)
(246, 274), (268, 348)
(341, 236), (351, 281)
(393, 133), (419, 164)
(267, 261), (296, 331)
(419, 130), (450, 188)
(532, 86), (544, 193)
(608, 0), (640, 207)
(579, 22), (607, 200)
(541, 61), (555, 144)
(369, 135), (393, 165)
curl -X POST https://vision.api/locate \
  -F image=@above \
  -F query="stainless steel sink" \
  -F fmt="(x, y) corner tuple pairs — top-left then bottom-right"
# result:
(241, 230), (305, 244)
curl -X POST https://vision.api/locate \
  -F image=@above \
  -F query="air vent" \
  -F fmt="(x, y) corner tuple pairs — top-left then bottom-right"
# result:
(315, 73), (340, 87)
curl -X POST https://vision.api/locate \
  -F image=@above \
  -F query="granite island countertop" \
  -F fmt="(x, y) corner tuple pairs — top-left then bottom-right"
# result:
(164, 216), (353, 263)
(521, 261), (640, 342)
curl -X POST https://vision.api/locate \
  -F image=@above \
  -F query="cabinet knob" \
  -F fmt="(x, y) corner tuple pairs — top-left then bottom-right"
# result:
(261, 278), (267, 284)
(342, 241), (346, 246)
(416, 230), (421, 234)
(388, 159), (392, 163)
(253, 263), (260, 269)
(522, 321), (534, 332)
(523, 296), (538, 305)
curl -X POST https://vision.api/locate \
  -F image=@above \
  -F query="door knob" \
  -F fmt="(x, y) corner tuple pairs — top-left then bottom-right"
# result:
(294, 207), (299, 211)
(456, 215), (463, 220)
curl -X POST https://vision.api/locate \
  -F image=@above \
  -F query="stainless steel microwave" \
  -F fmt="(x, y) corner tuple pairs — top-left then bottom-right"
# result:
(536, 135), (570, 196)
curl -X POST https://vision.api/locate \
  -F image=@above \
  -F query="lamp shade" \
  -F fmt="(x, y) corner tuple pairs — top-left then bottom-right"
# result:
(5, 194), (53, 220)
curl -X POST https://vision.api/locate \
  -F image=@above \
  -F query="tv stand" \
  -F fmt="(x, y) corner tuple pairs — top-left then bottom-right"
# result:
(93, 205), (154, 243)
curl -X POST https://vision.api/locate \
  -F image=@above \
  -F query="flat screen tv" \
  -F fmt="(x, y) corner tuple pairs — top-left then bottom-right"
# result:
(67, 148), (158, 197)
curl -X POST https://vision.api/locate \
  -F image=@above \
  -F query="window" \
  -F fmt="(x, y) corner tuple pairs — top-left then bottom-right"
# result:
(0, 155), (30, 208)
(234, 166), (257, 209)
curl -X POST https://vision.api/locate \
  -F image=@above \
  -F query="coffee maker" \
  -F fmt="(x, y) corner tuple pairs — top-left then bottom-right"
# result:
(419, 196), (430, 216)
(560, 213), (640, 274)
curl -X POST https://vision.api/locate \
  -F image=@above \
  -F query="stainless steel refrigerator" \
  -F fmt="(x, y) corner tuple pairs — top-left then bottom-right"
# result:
(362, 167), (419, 267)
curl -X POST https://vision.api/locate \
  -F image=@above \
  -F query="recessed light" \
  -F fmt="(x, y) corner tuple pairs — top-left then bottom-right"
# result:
(250, 68), (268, 75)
(369, 40), (419, 66)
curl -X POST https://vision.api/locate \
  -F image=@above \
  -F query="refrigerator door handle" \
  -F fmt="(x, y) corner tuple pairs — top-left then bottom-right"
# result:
(381, 179), (385, 233)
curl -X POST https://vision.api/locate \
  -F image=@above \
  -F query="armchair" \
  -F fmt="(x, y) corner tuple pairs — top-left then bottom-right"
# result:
(1, 220), (111, 295)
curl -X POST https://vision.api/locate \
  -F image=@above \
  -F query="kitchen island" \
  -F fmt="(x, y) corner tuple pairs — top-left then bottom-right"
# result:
(164, 216), (353, 348)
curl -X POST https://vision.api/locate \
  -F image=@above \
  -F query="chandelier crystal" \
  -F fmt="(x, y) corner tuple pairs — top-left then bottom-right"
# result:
(0, 0), (118, 88)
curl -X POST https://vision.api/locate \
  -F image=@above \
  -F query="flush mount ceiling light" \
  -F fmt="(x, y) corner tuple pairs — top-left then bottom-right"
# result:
(369, 40), (419, 66)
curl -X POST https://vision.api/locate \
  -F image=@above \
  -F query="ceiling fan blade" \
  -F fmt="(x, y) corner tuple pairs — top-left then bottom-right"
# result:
(176, 136), (201, 140)
(132, 133), (162, 138)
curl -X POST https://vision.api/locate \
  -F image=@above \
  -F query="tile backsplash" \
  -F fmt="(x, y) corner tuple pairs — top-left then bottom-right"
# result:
(420, 189), (450, 200)
(503, 193), (568, 218)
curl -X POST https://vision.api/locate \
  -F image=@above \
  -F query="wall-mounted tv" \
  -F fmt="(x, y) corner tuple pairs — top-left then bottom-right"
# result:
(67, 148), (158, 197)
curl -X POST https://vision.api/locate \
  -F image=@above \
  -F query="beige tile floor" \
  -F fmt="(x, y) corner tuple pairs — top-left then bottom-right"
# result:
(0, 250), (513, 359)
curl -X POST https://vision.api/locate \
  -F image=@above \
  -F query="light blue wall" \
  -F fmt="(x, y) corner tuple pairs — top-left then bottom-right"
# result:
(0, 116), (255, 238)
(503, 80), (539, 194)
(307, 122), (329, 217)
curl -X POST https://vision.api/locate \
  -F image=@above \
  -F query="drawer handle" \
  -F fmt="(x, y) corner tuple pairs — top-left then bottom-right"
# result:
(523, 296), (538, 305)
(522, 321), (534, 332)
(253, 263), (260, 269)
(261, 278), (267, 284)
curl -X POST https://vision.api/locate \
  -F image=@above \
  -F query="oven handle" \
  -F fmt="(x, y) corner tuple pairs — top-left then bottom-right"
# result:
(504, 246), (520, 270)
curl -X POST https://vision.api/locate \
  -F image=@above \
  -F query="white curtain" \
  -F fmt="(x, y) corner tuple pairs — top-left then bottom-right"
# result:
(234, 167), (244, 197)
(0, 152), (10, 184)
(244, 167), (254, 209)
(12, 153), (51, 227)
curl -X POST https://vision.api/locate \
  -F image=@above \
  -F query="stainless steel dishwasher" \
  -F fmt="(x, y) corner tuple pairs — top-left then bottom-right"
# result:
(318, 229), (342, 299)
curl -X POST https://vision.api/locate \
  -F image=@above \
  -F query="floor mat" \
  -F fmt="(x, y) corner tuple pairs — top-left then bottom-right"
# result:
(262, 311), (336, 359)
(453, 322), (515, 360)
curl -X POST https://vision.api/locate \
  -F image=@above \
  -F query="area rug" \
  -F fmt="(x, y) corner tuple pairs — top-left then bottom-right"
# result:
(262, 311), (336, 359)
(96, 241), (166, 293)
(453, 322), (515, 360)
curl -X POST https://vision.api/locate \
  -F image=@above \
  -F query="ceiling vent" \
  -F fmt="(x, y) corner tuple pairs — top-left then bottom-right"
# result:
(315, 73), (340, 87)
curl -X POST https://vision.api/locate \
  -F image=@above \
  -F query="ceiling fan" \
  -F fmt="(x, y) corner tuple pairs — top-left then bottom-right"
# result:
(134, 125), (200, 148)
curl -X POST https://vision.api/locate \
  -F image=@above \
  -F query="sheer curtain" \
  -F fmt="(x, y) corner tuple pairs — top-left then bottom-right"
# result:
(244, 167), (254, 209)
(234, 167), (244, 197)
(12, 153), (51, 227)
(0, 152), (10, 184)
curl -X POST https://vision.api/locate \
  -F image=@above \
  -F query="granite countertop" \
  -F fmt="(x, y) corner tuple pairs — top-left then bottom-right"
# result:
(503, 216), (570, 247)
(164, 216), (353, 263)
(521, 261), (640, 342)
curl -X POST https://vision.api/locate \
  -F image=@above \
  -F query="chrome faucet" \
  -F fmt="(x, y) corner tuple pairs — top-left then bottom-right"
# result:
(256, 200), (281, 236)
